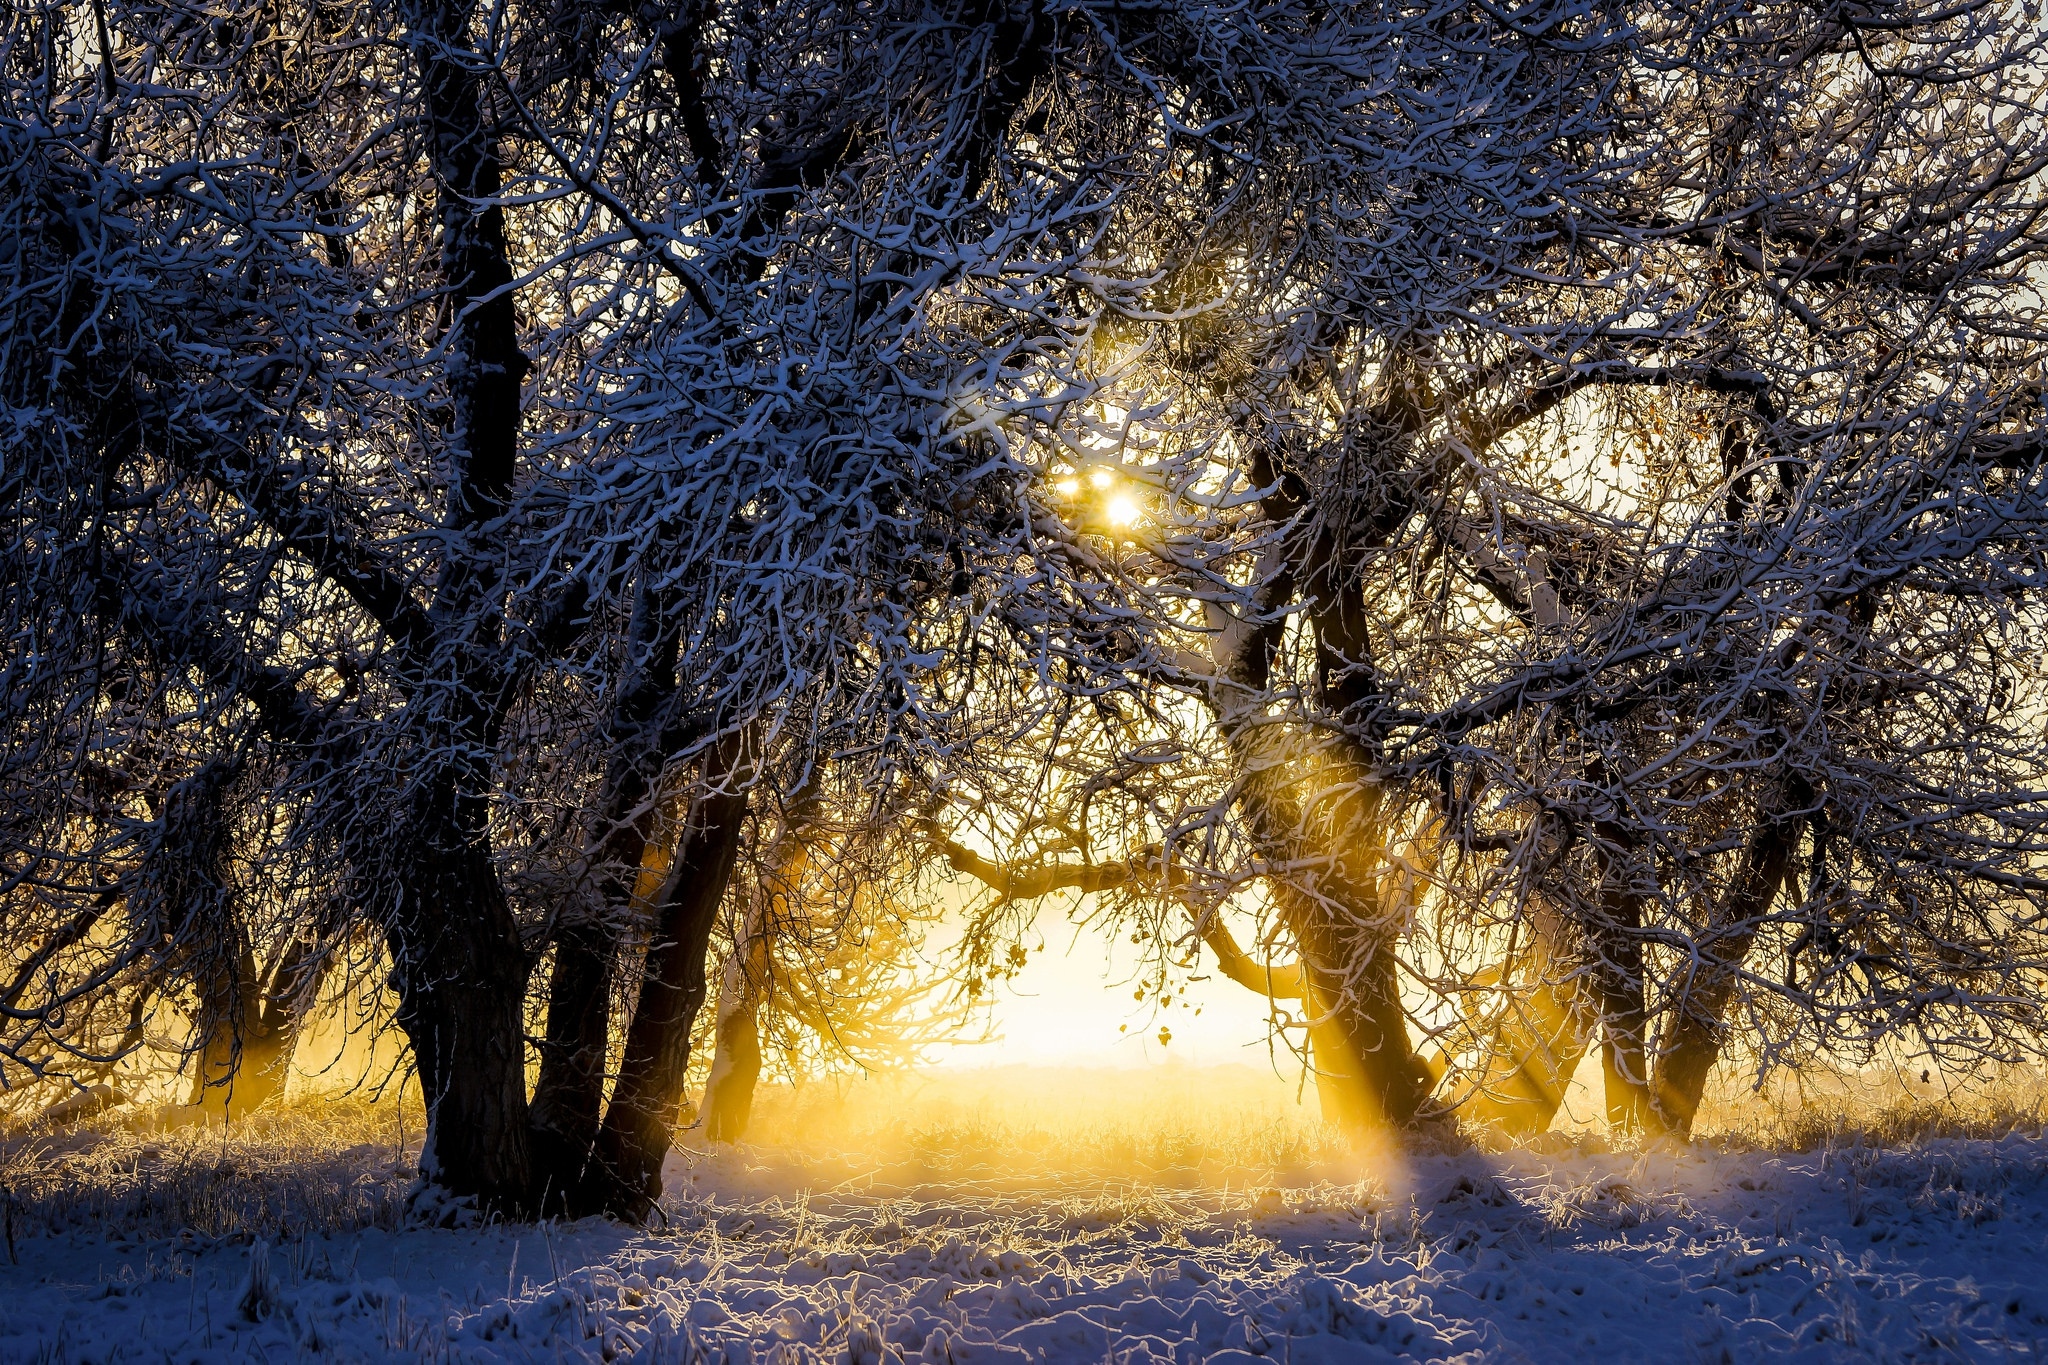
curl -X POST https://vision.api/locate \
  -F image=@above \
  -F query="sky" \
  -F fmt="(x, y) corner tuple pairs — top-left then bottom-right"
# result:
(924, 887), (1613, 1130)
(927, 892), (1311, 1073)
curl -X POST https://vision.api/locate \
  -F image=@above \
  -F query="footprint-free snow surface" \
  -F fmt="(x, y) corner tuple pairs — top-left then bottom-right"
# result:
(3, 1134), (2046, 1362)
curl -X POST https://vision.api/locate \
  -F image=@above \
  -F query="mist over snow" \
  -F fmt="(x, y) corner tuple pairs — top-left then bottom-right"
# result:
(3, 1073), (2046, 1363)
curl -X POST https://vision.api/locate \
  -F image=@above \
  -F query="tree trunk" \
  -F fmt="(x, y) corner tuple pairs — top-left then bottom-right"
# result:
(580, 743), (750, 1220)
(1588, 825), (1661, 1135)
(373, 0), (539, 1219)
(186, 957), (295, 1121)
(527, 791), (681, 1197)
(530, 584), (683, 1193)
(187, 912), (340, 1121)
(700, 952), (765, 1143)
(1300, 981), (1378, 1133)
(1459, 903), (1598, 1136)
(1300, 557), (1429, 1133)
(1190, 914), (1361, 1130)
(701, 890), (772, 1144)
(184, 908), (278, 1121)
(527, 920), (615, 1193)
(701, 786), (819, 1143)
(1650, 817), (1798, 1135)
(189, 1028), (292, 1118)
(187, 965), (283, 1118)
(1285, 881), (1429, 1134)
(387, 829), (537, 1218)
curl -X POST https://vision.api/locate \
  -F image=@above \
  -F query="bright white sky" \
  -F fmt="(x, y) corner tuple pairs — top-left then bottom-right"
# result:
(920, 885), (1612, 1129)
(926, 887), (1302, 1073)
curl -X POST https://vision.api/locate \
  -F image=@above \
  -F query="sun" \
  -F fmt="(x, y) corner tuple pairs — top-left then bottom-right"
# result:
(1106, 493), (1140, 527)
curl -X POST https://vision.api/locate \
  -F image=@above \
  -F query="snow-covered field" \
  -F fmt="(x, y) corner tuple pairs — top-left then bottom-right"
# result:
(2, 1088), (2045, 1363)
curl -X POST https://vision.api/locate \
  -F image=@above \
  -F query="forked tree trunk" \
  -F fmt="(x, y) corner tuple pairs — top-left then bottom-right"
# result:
(186, 969), (298, 1120)
(186, 943), (278, 1116)
(187, 916), (338, 1121)
(533, 781), (687, 1205)
(579, 744), (751, 1220)
(1458, 891), (1667, 1139)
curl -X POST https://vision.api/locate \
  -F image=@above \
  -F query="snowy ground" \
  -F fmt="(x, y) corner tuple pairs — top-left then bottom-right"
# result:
(2, 1125), (2045, 1364)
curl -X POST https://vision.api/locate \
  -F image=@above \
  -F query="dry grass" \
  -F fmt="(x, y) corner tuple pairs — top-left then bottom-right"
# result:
(1, 1061), (2043, 1255)
(1692, 1063), (2048, 1152)
(0, 1094), (422, 1252)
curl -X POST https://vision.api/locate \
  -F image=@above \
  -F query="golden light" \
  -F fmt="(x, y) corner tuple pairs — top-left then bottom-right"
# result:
(1089, 468), (1115, 490)
(1106, 493), (1140, 527)
(1055, 478), (1080, 496)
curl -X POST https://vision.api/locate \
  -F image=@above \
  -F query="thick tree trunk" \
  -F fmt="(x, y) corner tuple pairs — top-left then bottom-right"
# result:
(580, 748), (750, 1220)
(1299, 557), (1429, 1133)
(1198, 576), (1425, 1137)
(371, 0), (540, 1219)
(1299, 979), (1388, 1133)
(388, 830), (537, 1217)
(1650, 817), (1798, 1135)
(1285, 881), (1429, 1134)
(1192, 916), (1361, 1129)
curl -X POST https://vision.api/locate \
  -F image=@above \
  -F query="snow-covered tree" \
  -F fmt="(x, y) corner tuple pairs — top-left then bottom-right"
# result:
(6, 0), (2047, 1223)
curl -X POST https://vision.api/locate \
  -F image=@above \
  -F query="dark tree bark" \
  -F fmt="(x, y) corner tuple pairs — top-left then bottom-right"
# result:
(1587, 824), (1661, 1134)
(530, 587), (683, 1195)
(1651, 814), (1799, 1135)
(387, 801), (537, 1214)
(527, 918), (617, 1189)
(579, 738), (751, 1220)
(370, 0), (541, 1214)
(1301, 556), (1430, 1131)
